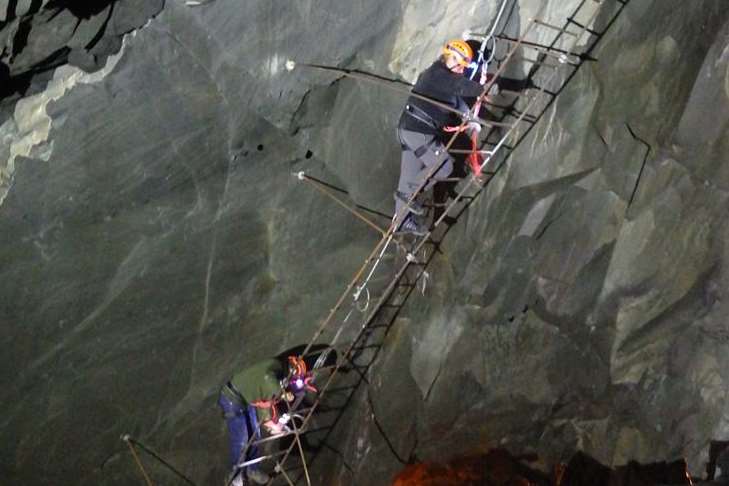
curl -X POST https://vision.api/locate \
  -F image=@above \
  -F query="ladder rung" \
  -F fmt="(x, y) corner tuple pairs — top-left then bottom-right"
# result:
(533, 18), (578, 36)
(496, 36), (581, 63)
(514, 57), (559, 68)
(567, 17), (599, 35)
(449, 149), (497, 155)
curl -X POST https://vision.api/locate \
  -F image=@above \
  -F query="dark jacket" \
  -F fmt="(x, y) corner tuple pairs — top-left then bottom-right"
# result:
(399, 60), (484, 135)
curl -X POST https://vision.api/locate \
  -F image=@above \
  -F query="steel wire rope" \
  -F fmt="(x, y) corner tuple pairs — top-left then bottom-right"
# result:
(123, 436), (155, 486)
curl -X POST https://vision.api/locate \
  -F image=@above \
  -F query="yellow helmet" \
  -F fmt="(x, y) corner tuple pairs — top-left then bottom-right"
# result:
(442, 39), (473, 66)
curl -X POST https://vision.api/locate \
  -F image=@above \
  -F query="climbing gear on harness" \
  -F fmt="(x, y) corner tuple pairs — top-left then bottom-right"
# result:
(443, 39), (473, 66)
(251, 396), (280, 428)
(403, 103), (437, 130)
(222, 381), (245, 405)
(467, 131), (485, 176)
(394, 191), (425, 215)
(399, 123), (440, 158)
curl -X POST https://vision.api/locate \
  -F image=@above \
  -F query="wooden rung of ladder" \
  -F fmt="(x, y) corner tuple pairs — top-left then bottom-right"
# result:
(567, 17), (599, 35)
(503, 111), (537, 123)
(514, 57), (559, 68)
(448, 149), (498, 155)
(488, 119), (524, 128)
(498, 88), (534, 97)
(496, 36), (581, 63)
(533, 19), (578, 36)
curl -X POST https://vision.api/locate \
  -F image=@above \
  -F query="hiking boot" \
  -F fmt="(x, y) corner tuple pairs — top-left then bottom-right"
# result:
(394, 191), (425, 215)
(246, 468), (270, 485)
(396, 216), (427, 236)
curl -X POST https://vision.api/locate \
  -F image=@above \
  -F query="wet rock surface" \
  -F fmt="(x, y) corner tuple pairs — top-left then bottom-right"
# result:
(0, 0), (728, 485)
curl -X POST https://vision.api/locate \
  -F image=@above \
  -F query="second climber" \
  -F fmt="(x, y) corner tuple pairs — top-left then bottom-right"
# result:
(394, 39), (489, 235)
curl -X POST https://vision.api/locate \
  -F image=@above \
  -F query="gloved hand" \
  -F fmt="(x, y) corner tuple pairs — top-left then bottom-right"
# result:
(467, 121), (481, 134)
(488, 83), (500, 97)
(263, 419), (285, 435)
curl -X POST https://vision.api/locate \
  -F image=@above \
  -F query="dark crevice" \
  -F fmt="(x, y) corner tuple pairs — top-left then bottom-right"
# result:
(45, 0), (117, 19)
(30, 0), (42, 14)
(366, 388), (409, 465)
(2, 46), (71, 100)
(596, 128), (610, 149)
(1, 0), (166, 102)
(625, 123), (652, 208)
(534, 207), (566, 241)
(5, 0), (19, 23)
(423, 361), (444, 403)
(320, 443), (355, 476)
(406, 432), (419, 464)
(85, 2), (114, 51)
(10, 16), (33, 61)
(70, 17), (81, 36)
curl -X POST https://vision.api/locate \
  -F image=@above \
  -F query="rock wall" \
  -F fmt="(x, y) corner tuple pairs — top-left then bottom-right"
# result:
(335, 1), (729, 485)
(0, 0), (728, 485)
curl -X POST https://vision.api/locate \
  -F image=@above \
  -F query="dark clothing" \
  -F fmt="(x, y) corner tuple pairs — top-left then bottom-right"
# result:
(219, 358), (283, 481)
(398, 60), (484, 135)
(217, 393), (262, 472)
(395, 130), (452, 217)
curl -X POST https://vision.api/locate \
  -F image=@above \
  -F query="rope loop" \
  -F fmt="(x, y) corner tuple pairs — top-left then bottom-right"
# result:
(354, 286), (370, 312)
(420, 271), (430, 295)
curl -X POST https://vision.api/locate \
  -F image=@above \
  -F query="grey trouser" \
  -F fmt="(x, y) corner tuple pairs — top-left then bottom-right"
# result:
(395, 128), (454, 217)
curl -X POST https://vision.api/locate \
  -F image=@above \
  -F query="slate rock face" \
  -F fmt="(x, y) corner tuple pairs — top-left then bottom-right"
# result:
(338, 1), (729, 484)
(0, 0), (164, 100)
(1, 0), (729, 485)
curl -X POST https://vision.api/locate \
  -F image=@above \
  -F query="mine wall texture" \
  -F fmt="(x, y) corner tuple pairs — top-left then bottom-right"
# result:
(1, 0), (729, 485)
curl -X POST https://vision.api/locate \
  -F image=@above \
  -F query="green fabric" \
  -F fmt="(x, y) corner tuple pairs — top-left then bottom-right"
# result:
(230, 358), (285, 423)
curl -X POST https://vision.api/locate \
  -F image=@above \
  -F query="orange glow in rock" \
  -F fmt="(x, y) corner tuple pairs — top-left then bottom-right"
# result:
(391, 451), (534, 486)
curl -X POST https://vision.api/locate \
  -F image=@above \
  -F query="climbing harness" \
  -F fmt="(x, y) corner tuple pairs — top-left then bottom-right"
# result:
(403, 103), (438, 131)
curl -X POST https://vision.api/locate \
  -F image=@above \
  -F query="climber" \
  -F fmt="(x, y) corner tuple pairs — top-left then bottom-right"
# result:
(219, 357), (308, 484)
(394, 39), (490, 235)
(218, 345), (336, 485)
